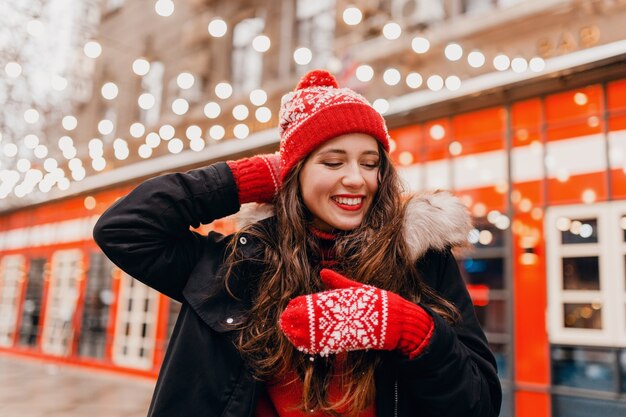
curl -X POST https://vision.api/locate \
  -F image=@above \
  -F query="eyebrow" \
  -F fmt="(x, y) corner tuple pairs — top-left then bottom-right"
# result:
(317, 149), (380, 157)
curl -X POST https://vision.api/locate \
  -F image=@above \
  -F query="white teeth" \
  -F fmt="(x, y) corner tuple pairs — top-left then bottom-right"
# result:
(333, 197), (362, 206)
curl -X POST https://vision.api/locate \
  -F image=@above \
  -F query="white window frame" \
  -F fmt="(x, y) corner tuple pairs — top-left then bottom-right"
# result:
(0, 255), (26, 347)
(546, 202), (626, 347)
(611, 201), (626, 345)
(41, 250), (83, 356)
(112, 272), (160, 370)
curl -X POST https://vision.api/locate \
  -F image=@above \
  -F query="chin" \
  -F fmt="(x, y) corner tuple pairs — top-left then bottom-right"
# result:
(328, 217), (364, 231)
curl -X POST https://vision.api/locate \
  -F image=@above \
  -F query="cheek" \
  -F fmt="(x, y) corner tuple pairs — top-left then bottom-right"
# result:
(301, 177), (329, 207)
(365, 171), (380, 194)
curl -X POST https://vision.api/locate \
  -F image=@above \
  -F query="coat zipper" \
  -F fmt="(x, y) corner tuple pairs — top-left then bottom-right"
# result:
(394, 379), (398, 417)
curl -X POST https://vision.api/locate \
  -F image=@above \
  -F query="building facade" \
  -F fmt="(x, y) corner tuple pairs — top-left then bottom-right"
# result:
(1, 0), (626, 416)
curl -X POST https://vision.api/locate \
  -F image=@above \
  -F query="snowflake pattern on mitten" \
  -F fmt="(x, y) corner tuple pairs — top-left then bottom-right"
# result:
(309, 284), (389, 355)
(280, 269), (434, 358)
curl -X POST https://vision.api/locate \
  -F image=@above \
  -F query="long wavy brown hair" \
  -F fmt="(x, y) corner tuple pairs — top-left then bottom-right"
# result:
(225, 144), (459, 416)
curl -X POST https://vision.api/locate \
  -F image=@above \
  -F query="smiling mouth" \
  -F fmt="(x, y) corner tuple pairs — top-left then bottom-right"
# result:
(330, 196), (364, 211)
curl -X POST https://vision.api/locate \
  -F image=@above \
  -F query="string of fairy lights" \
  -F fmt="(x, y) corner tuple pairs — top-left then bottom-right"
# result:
(0, 1), (550, 202)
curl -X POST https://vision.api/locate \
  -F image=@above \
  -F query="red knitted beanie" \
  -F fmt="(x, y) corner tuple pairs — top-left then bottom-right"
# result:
(278, 70), (390, 182)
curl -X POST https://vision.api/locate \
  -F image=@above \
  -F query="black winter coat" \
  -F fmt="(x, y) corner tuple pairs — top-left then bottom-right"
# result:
(93, 162), (502, 417)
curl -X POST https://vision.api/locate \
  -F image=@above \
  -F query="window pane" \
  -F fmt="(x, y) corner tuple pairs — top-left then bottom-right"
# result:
(469, 222), (506, 249)
(621, 350), (626, 393)
(621, 216), (626, 242)
(553, 394), (626, 417)
(560, 218), (598, 244)
(490, 343), (510, 379)
(18, 258), (46, 347)
(552, 346), (615, 391)
(563, 303), (602, 329)
(460, 257), (504, 289)
(562, 257), (599, 290)
(474, 300), (507, 333)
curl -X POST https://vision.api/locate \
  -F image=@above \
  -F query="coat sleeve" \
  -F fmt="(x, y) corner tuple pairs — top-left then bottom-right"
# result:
(397, 249), (502, 417)
(92, 162), (240, 302)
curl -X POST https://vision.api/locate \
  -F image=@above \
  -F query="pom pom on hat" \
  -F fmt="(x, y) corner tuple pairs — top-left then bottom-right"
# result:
(295, 70), (339, 90)
(278, 69), (390, 181)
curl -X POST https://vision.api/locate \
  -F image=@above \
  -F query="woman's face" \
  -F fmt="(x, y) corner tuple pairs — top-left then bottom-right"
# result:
(299, 133), (380, 232)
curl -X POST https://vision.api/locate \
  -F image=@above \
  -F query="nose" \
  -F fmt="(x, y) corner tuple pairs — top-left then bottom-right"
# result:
(341, 162), (366, 189)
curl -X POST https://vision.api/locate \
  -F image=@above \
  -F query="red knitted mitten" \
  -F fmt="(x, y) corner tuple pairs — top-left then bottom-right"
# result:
(279, 269), (435, 359)
(226, 153), (280, 204)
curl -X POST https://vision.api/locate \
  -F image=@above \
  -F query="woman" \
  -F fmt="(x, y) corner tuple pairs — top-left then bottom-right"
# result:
(93, 70), (501, 417)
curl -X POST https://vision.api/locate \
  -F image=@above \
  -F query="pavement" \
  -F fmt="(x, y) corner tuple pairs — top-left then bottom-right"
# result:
(0, 354), (155, 417)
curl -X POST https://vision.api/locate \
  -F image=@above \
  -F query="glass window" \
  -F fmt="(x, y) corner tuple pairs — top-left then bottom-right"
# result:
(474, 300), (507, 333)
(621, 350), (626, 393)
(563, 303), (602, 329)
(0, 255), (25, 347)
(553, 394), (626, 417)
(112, 273), (160, 369)
(296, 0), (335, 72)
(18, 258), (46, 347)
(232, 17), (264, 94)
(41, 250), (83, 356)
(468, 222), (506, 249)
(77, 252), (115, 359)
(490, 343), (509, 379)
(560, 218), (598, 244)
(562, 257), (599, 290)
(460, 257), (504, 289)
(552, 346), (615, 392)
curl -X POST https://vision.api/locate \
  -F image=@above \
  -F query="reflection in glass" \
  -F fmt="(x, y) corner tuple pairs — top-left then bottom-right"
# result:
(459, 257), (504, 289)
(469, 221), (505, 248)
(552, 346), (614, 391)
(474, 300), (507, 333)
(562, 257), (600, 290)
(490, 343), (509, 379)
(560, 218), (598, 244)
(563, 303), (602, 329)
(553, 394), (626, 416)
(621, 350), (626, 393)
(18, 258), (46, 347)
(78, 252), (114, 358)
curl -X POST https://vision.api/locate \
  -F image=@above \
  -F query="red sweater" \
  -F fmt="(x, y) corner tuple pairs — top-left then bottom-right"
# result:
(256, 354), (376, 417)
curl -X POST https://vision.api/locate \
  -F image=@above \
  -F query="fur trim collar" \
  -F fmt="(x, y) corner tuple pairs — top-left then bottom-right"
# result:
(236, 190), (472, 261)
(402, 191), (472, 260)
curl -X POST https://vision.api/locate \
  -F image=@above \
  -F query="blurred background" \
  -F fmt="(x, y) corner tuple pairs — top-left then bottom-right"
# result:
(0, 0), (626, 416)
